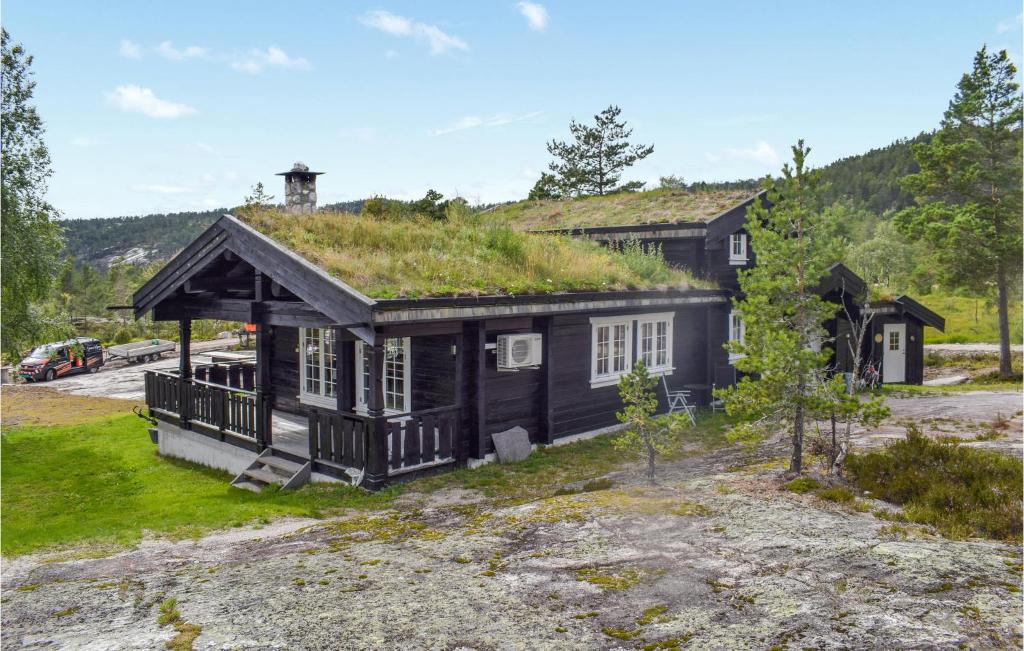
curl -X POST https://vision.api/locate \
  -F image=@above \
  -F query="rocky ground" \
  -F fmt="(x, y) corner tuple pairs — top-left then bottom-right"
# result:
(3, 391), (1022, 650)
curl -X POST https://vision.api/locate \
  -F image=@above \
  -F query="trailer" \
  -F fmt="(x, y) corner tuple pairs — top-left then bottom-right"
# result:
(106, 339), (176, 364)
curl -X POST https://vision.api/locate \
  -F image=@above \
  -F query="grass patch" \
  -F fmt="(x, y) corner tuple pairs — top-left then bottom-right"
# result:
(576, 567), (645, 590)
(816, 486), (855, 503)
(785, 477), (821, 494)
(553, 477), (615, 496)
(847, 427), (1022, 541)
(0, 414), (393, 555)
(484, 187), (754, 231)
(240, 208), (711, 299)
(157, 598), (202, 650)
(916, 293), (1022, 345)
(412, 413), (732, 504)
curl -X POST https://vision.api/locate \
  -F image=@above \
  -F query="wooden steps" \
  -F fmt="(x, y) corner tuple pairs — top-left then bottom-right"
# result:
(230, 449), (311, 492)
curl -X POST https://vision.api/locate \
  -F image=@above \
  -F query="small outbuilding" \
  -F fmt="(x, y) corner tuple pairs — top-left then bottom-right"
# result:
(867, 296), (945, 384)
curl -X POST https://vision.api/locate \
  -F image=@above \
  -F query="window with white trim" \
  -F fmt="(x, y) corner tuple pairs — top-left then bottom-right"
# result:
(637, 313), (674, 373)
(355, 338), (411, 414)
(300, 328), (337, 408)
(729, 233), (747, 264)
(590, 316), (632, 386)
(728, 311), (746, 362)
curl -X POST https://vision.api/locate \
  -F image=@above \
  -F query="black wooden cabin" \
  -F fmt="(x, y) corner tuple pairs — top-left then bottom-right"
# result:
(134, 214), (732, 490)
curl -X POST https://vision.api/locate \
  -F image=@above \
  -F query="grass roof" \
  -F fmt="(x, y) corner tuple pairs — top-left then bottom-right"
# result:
(484, 188), (757, 231)
(239, 209), (714, 299)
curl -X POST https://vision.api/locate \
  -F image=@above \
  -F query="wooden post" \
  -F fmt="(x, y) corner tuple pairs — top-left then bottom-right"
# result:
(539, 317), (556, 444)
(179, 318), (192, 429)
(452, 333), (466, 462)
(255, 321), (273, 449)
(363, 337), (390, 490)
(463, 322), (488, 459)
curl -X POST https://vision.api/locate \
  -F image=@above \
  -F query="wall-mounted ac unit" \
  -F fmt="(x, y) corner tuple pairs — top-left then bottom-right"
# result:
(496, 333), (542, 369)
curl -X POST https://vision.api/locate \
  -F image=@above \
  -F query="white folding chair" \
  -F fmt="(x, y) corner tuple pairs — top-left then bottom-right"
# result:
(661, 376), (696, 426)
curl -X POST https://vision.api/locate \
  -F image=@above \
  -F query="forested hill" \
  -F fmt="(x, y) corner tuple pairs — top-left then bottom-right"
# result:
(61, 134), (929, 267)
(62, 209), (226, 267)
(818, 132), (931, 213)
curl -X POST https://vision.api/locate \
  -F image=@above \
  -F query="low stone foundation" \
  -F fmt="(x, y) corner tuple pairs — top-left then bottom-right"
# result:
(157, 422), (256, 475)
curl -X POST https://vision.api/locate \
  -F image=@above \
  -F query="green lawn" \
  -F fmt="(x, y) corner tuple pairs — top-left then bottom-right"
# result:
(0, 414), (393, 556)
(919, 293), (1023, 344)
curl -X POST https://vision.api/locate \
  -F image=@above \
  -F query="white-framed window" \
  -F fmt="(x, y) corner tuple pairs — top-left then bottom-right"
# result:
(888, 330), (900, 351)
(728, 311), (746, 363)
(355, 338), (411, 414)
(590, 313), (674, 387)
(590, 316), (632, 387)
(299, 327), (337, 408)
(729, 233), (747, 265)
(636, 313), (674, 374)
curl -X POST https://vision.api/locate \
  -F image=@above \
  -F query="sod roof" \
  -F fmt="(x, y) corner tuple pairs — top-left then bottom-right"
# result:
(484, 188), (758, 231)
(239, 209), (714, 300)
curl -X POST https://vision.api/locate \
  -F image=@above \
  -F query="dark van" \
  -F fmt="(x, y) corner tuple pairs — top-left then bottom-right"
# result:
(18, 337), (104, 382)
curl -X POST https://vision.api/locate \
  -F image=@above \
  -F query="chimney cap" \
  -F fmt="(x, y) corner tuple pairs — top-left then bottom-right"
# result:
(276, 161), (324, 176)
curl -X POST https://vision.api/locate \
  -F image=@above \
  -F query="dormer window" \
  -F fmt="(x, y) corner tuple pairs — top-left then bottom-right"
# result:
(729, 233), (747, 265)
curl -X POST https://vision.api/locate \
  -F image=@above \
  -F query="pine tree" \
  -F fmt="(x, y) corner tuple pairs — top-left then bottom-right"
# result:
(527, 172), (560, 200)
(546, 105), (653, 197)
(614, 361), (686, 482)
(717, 141), (840, 475)
(895, 47), (1023, 378)
(1, 29), (65, 359)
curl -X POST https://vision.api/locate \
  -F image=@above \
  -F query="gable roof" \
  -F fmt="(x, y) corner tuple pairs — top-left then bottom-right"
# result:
(705, 191), (770, 244)
(816, 262), (868, 298)
(132, 214), (375, 325)
(488, 188), (760, 232)
(895, 295), (946, 331)
(236, 209), (712, 299)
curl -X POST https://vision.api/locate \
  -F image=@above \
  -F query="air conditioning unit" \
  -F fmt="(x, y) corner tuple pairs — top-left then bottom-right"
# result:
(496, 333), (542, 369)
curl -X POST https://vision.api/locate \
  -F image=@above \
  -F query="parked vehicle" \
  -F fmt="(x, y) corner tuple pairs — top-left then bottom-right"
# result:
(106, 339), (176, 364)
(18, 337), (104, 382)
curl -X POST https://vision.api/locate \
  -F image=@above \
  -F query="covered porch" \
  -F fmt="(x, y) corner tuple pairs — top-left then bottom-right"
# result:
(133, 215), (465, 490)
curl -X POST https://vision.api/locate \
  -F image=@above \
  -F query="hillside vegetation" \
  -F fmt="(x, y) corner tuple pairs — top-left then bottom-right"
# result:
(62, 209), (224, 266)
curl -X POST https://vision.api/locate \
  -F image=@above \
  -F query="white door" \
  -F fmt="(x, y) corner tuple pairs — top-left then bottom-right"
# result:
(882, 323), (906, 383)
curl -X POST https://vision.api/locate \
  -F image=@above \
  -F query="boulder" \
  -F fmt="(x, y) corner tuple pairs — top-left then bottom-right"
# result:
(491, 426), (532, 463)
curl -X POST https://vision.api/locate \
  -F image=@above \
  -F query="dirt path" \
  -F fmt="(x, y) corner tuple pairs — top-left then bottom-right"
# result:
(2, 418), (1021, 650)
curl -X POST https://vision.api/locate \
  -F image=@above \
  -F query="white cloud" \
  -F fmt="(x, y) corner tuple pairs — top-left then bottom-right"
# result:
(996, 13), (1022, 33)
(118, 39), (143, 59)
(359, 10), (468, 54)
(71, 136), (103, 147)
(229, 46), (310, 74)
(106, 85), (198, 119)
(706, 141), (780, 167)
(131, 184), (195, 194)
(429, 110), (542, 135)
(194, 142), (214, 153)
(156, 41), (208, 61)
(516, 2), (549, 31)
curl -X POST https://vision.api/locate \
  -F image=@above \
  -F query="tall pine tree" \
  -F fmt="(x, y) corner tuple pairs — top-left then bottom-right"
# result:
(895, 46), (1022, 377)
(1, 29), (65, 359)
(546, 105), (653, 197)
(717, 141), (840, 475)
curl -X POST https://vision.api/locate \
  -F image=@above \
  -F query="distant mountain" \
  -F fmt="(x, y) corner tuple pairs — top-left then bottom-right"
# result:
(61, 134), (931, 267)
(818, 132), (931, 214)
(62, 209), (226, 267)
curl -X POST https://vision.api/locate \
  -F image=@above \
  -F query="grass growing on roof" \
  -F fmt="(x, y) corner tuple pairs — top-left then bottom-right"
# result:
(482, 187), (756, 231)
(239, 208), (712, 299)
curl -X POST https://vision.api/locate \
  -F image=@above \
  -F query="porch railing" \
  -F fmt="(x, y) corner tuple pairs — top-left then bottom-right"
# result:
(386, 405), (459, 474)
(144, 371), (270, 451)
(307, 409), (370, 470)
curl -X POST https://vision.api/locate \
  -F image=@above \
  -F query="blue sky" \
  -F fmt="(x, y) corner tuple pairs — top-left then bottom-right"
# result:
(3, 1), (1021, 218)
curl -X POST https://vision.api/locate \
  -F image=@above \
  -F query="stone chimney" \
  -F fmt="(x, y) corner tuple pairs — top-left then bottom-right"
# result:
(276, 162), (323, 214)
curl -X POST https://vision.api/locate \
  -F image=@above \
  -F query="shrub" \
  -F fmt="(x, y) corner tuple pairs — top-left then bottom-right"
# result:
(816, 486), (855, 503)
(846, 426), (1023, 541)
(785, 477), (821, 494)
